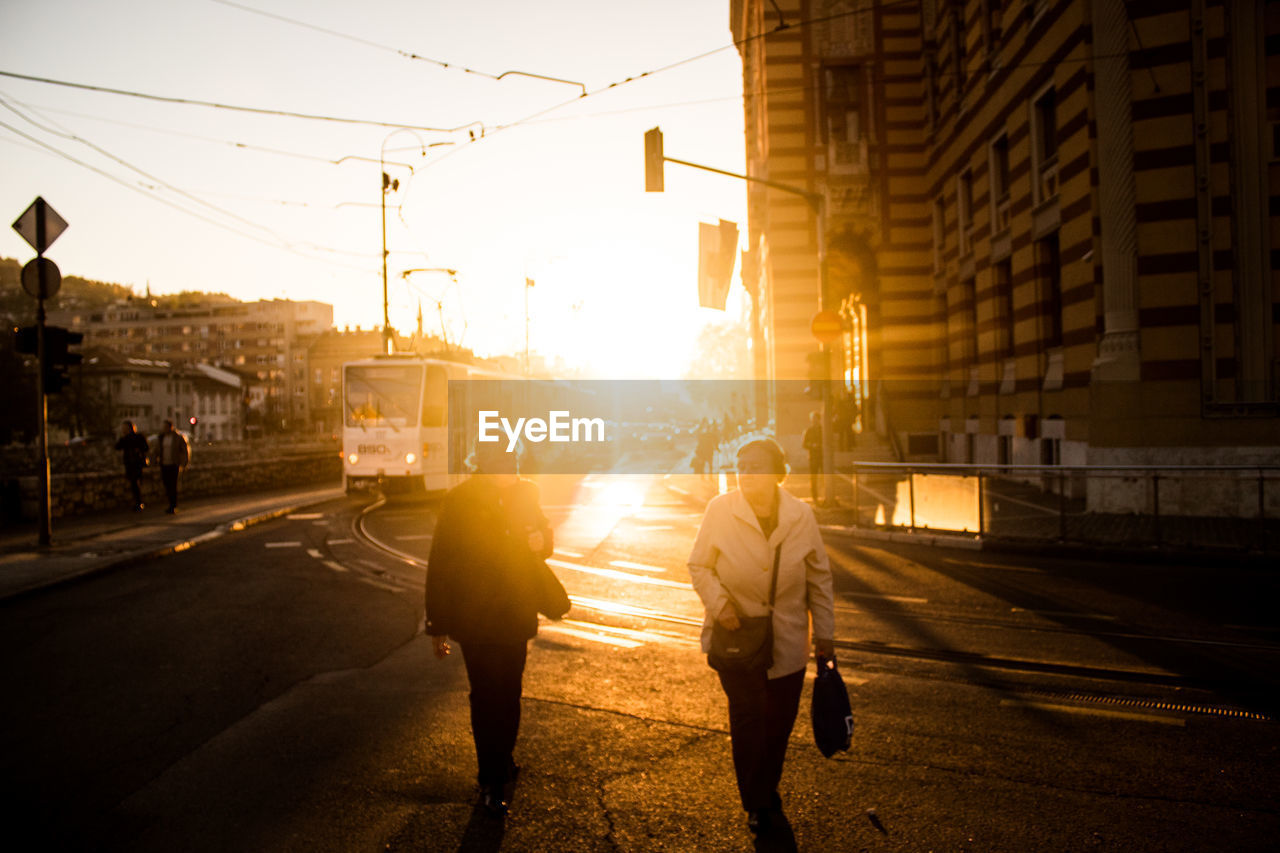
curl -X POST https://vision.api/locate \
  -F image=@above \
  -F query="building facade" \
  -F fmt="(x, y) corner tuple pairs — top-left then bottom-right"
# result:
(81, 348), (242, 440)
(732, 0), (1279, 467)
(51, 298), (332, 432)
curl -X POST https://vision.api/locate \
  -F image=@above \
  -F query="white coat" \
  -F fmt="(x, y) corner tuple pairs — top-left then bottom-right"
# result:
(687, 487), (836, 679)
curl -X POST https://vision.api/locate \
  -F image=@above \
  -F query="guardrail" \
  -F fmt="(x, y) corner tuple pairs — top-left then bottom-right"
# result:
(841, 463), (1280, 554)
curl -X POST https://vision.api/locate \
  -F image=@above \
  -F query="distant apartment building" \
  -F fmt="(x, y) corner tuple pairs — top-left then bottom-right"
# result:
(81, 348), (242, 440)
(51, 298), (332, 432)
(732, 0), (1279, 466)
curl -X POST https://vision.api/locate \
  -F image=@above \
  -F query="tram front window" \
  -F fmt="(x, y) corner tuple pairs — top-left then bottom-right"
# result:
(345, 365), (422, 429)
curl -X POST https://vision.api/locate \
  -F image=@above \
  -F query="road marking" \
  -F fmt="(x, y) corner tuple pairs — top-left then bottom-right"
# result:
(265, 541), (302, 548)
(633, 524), (674, 531)
(328, 538), (355, 545)
(558, 618), (697, 647)
(322, 560), (349, 573)
(357, 577), (403, 593)
(554, 549), (583, 558)
(1011, 607), (1117, 621)
(287, 513), (324, 520)
(608, 559), (668, 574)
(539, 623), (643, 649)
(547, 558), (693, 590)
(999, 699), (1186, 727)
(394, 534), (433, 541)
(306, 548), (323, 559)
(841, 592), (928, 604)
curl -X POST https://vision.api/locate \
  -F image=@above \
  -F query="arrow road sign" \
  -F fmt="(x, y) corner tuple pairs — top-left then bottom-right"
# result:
(12, 197), (68, 254)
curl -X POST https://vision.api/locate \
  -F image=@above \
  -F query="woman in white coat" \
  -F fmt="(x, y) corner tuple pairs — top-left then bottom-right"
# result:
(687, 438), (836, 835)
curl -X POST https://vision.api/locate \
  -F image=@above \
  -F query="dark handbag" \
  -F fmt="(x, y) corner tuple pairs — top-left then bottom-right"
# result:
(708, 545), (781, 673)
(811, 656), (853, 757)
(532, 559), (570, 620)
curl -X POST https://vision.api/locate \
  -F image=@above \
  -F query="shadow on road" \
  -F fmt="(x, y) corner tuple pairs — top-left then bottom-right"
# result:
(456, 802), (504, 853)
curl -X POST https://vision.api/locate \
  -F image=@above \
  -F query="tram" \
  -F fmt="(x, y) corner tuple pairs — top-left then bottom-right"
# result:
(342, 355), (469, 494)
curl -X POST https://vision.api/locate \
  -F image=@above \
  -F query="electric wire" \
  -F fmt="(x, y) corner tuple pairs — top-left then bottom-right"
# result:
(0, 118), (377, 271)
(0, 69), (462, 132)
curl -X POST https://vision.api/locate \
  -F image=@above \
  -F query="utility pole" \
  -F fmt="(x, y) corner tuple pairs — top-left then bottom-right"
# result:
(11, 197), (70, 545)
(644, 128), (838, 505)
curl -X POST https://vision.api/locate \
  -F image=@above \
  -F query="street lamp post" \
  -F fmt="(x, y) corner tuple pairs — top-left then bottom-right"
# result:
(379, 132), (453, 355)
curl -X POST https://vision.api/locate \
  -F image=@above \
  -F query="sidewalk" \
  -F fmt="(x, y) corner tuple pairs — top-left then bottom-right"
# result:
(0, 483), (345, 603)
(663, 466), (1277, 561)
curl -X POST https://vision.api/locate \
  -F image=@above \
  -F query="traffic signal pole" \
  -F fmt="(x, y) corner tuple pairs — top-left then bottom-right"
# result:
(35, 245), (51, 547)
(645, 129), (837, 505)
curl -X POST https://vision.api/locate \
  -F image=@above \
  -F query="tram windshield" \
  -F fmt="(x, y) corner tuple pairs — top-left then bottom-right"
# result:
(344, 364), (423, 429)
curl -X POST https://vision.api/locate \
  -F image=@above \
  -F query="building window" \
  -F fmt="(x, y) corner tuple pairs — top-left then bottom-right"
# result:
(932, 195), (947, 274)
(924, 53), (937, 131)
(952, 7), (967, 93)
(824, 65), (865, 171)
(994, 259), (1015, 358)
(957, 170), (974, 256)
(982, 0), (1002, 60)
(1037, 232), (1063, 349)
(962, 278), (979, 367)
(1031, 86), (1058, 204)
(989, 133), (1011, 233)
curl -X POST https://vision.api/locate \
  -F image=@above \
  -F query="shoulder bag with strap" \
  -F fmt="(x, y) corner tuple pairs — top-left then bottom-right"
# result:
(707, 544), (782, 673)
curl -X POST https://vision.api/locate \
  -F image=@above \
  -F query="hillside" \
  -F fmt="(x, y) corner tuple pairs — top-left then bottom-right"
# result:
(1, 257), (239, 326)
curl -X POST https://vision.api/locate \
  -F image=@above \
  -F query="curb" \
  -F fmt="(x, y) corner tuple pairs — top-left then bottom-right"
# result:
(1, 499), (335, 604)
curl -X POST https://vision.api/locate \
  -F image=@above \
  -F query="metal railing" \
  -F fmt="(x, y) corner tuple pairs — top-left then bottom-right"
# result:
(841, 463), (1280, 554)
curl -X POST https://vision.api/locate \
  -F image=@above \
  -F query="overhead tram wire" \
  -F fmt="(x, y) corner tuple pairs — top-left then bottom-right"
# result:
(0, 69), (465, 133)
(0, 94), (294, 245)
(0, 118), (377, 274)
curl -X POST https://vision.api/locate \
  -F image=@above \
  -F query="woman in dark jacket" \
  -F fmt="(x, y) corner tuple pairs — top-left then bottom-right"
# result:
(425, 445), (556, 814)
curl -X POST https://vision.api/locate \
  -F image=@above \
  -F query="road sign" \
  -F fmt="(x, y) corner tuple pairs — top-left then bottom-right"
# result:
(12, 196), (68, 254)
(21, 257), (62, 300)
(811, 309), (843, 344)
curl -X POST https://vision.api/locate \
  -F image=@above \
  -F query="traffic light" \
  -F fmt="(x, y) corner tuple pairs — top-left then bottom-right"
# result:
(644, 127), (664, 192)
(13, 325), (37, 355)
(805, 350), (829, 399)
(42, 325), (83, 395)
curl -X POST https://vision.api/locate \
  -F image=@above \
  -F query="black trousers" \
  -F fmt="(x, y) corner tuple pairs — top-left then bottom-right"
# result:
(808, 451), (823, 501)
(460, 641), (528, 787)
(124, 468), (143, 508)
(160, 465), (180, 510)
(717, 667), (805, 811)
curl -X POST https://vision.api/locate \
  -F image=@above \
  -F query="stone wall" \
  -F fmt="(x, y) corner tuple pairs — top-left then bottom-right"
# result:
(8, 452), (341, 520)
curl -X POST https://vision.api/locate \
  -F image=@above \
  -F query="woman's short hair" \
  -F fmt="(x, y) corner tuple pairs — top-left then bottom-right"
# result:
(735, 437), (788, 482)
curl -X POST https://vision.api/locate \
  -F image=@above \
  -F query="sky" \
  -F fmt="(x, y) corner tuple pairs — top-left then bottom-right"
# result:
(0, 0), (750, 378)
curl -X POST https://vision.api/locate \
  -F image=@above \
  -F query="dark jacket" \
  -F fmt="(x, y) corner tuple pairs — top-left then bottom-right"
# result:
(115, 432), (150, 477)
(425, 477), (554, 645)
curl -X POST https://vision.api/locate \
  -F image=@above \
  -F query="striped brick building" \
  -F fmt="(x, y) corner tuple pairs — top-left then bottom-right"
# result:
(732, 0), (1279, 467)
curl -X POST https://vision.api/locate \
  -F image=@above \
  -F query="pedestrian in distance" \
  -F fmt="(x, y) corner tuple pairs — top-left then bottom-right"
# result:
(802, 410), (824, 504)
(687, 437), (835, 836)
(425, 442), (560, 816)
(113, 420), (149, 511)
(154, 420), (189, 514)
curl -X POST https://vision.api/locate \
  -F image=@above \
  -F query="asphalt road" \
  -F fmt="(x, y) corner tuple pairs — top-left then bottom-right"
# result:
(2, 474), (1278, 851)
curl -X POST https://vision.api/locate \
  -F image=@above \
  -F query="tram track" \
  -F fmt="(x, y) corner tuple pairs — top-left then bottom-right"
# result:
(352, 498), (1276, 719)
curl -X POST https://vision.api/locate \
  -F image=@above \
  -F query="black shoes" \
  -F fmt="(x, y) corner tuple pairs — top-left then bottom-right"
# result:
(747, 793), (784, 835)
(479, 761), (520, 816)
(481, 785), (508, 815)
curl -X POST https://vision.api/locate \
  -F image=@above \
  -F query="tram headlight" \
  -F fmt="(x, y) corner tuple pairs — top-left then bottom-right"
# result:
(405, 452), (417, 465)
(347, 453), (358, 465)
